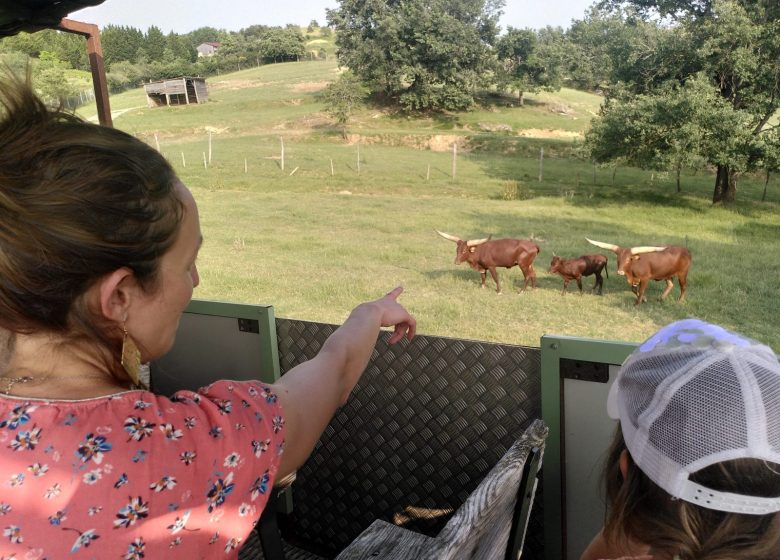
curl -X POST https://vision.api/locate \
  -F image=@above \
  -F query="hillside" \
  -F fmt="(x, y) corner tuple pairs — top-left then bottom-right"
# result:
(75, 61), (780, 350)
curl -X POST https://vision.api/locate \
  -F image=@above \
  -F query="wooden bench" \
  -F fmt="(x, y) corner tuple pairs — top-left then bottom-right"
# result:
(334, 419), (548, 560)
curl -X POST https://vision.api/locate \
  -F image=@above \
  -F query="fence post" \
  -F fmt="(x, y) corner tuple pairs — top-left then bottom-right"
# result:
(452, 143), (457, 179)
(539, 147), (544, 182)
(208, 131), (212, 164)
(280, 137), (285, 171)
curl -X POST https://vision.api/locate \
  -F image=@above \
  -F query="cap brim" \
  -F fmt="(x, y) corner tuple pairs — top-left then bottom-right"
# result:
(607, 375), (620, 419)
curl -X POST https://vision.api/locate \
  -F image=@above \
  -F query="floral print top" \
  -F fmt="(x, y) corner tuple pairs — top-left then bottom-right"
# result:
(0, 380), (286, 559)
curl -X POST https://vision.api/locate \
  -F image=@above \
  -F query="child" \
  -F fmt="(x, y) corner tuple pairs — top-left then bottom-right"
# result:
(581, 319), (780, 560)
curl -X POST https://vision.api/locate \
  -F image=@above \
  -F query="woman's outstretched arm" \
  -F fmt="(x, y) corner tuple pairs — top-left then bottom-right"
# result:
(273, 286), (416, 477)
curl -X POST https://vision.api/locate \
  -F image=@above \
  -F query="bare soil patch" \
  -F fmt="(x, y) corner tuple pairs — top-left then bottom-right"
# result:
(517, 128), (582, 140)
(289, 81), (330, 93)
(209, 79), (265, 91)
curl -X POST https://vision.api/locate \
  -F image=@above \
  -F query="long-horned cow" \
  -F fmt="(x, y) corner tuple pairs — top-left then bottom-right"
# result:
(436, 230), (540, 293)
(586, 238), (691, 305)
(548, 254), (609, 296)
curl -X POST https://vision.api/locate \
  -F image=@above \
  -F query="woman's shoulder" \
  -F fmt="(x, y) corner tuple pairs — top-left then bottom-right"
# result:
(0, 379), (285, 441)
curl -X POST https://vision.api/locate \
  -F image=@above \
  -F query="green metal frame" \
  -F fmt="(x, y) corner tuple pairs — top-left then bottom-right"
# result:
(185, 299), (281, 383)
(540, 334), (637, 560)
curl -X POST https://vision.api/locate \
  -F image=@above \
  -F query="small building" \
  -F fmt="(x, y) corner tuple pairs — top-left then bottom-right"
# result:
(144, 77), (208, 107)
(196, 41), (221, 57)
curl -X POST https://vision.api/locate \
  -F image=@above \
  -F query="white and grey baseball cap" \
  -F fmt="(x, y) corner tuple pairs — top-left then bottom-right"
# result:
(608, 319), (780, 514)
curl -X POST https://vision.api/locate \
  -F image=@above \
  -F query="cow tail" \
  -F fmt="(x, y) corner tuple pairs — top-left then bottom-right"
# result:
(605, 256), (609, 278)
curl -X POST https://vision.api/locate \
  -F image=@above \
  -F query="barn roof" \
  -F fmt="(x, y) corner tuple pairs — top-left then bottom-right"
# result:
(0, 0), (107, 37)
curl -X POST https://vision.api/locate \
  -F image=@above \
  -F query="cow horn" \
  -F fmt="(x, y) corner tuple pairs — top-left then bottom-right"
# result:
(630, 246), (667, 255)
(467, 235), (491, 247)
(586, 238), (620, 253)
(435, 230), (461, 243)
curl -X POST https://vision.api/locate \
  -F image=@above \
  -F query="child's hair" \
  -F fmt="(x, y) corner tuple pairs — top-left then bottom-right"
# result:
(0, 68), (183, 379)
(603, 427), (780, 559)
(603, 319), (780, 559)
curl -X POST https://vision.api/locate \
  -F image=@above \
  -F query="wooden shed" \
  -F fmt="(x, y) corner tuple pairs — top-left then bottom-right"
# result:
(144, 76), (207, 107)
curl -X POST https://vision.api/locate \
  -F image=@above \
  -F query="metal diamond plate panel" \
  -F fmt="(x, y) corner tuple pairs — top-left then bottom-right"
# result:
(275, 318), (543, 559)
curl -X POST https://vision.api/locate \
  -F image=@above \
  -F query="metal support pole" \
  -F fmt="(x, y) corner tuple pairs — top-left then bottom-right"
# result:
(58, 18), (112, 127)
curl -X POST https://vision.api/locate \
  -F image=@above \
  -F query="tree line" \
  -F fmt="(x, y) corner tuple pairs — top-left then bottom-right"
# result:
(0, 21), (320, 98)
(2, 1), (777, 204)
(327, 0), (780, 203)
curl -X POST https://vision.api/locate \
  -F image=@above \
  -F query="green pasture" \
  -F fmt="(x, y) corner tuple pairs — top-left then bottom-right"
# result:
(79, 60), (780, 350)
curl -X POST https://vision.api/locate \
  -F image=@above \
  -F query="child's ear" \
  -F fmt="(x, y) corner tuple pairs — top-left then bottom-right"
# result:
(619, 448), (631, 480)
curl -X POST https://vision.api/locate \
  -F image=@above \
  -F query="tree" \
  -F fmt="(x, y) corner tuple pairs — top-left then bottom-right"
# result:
(144, 25), (167, 62)
(54, 31), (88, 70)
(327, 0), (504, 112)
(186, 27), (222, 48)
(166, 32), (197, 63)
(586, 76), (750, 192)
(101, 25), (144, 66)
(594, 0), (780, 203)
(34, 51), (78, 105)
(496, 26), (565, 106)
(755, 127), (780, 202)
(322, 72), (369, 137)
(257, 27), (306, 63)
(0, 31), (47, 58)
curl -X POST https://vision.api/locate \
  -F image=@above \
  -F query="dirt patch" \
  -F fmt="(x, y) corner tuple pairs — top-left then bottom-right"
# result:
(289, 81), (329, 93)
(343, 133), (467, 152)
(477, 122), (512, 132)
(517, 128), (582, 140)
(427, 134), (468, 151)
(209, 79), (265, 91)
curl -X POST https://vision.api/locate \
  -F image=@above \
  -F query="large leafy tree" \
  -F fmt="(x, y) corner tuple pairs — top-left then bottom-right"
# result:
(586, 76), (750, 192)
(327, 0), (504, 111)
(257, 27), (306, 63)
(592, 0), (780, 203)
(496, 26), (565, 106)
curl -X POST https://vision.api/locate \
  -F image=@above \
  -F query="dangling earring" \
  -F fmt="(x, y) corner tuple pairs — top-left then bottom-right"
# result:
(121, 324), (141, 387)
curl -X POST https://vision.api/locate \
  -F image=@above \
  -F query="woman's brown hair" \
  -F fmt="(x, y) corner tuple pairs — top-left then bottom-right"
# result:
(602, 426), (780, 560)
(0, 68), (183, 380)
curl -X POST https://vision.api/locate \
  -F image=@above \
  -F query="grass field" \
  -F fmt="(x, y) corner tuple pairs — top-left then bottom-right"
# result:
(78, 60), (780, 350)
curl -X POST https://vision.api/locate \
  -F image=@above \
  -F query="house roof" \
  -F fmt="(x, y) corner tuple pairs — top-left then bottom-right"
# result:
(0, 0), (107, 37)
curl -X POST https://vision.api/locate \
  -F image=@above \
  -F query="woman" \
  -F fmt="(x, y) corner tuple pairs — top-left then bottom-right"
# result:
(581, 319), (780, 560)
(0, 71), (416, 558)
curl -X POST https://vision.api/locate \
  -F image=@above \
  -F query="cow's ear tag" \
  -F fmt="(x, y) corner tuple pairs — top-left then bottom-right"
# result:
(469, 247), (475, 253)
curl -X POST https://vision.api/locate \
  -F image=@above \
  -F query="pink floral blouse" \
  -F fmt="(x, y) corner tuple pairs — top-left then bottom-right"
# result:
(0, 380), (286, 559)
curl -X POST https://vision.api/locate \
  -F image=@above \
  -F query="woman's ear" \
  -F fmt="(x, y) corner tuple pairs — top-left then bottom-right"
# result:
(93, 268), (136, 322)
(619, 448), (631, 480)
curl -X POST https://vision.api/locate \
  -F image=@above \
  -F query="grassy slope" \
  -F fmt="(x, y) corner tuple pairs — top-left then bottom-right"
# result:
(77, 60), (780, 349)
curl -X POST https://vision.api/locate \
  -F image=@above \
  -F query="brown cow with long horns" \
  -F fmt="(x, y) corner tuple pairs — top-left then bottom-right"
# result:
(436, 231), (540, 293)
(586, 238), (691, 305)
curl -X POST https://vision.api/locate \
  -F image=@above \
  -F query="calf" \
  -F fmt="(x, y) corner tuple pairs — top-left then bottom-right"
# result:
(436, 230), (540, 293)
(548, 254), (609, 295)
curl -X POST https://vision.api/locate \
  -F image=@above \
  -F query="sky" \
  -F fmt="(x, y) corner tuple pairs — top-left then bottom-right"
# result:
(72, 0), (597, 35)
